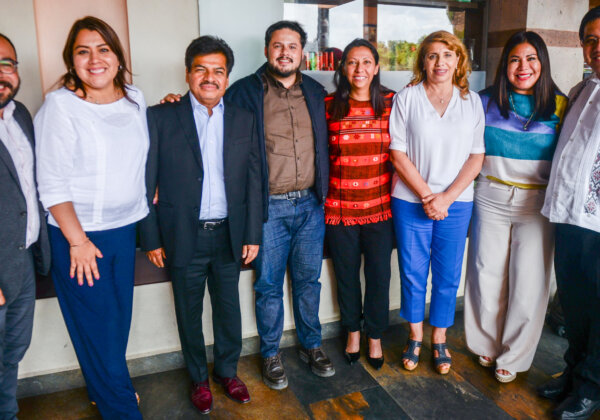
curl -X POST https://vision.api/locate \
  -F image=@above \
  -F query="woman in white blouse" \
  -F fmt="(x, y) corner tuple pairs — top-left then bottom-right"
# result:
(35, 17), (146, 419)
(389, 31), (484, 375)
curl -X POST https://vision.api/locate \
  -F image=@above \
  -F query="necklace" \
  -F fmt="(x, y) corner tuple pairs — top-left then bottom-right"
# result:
(85, 90), (122, 104)
(509, 93), (535, 131)
(437, 91), (451, 104)
(425, 83), (452, 104)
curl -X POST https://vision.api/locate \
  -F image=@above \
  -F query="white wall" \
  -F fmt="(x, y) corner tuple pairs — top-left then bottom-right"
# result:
(127, 0), (199, 106)
(198, 0), (282, 83)
(0, 0), (43, 114)
(526, 0), (588, 32)
(548, 46), (584, 94)
(527, 0), (587, 93)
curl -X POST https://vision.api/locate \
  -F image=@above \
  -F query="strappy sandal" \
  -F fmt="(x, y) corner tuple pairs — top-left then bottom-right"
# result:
(401, 338), (422, 371)
(495, 369), (516, 383)
(478, 355), (494, 368)
(432, 343), (452, 375)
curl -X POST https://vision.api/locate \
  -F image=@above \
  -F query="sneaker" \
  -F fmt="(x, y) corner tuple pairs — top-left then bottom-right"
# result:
(262, 353), (288, 390)
(298, 347), (335, 377)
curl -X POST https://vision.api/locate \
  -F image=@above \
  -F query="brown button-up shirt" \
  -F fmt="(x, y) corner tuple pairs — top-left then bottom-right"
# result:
(263, 70), (315, 195)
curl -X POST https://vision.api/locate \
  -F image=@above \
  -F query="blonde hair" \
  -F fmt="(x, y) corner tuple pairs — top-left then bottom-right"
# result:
(410, 30), (471, 99)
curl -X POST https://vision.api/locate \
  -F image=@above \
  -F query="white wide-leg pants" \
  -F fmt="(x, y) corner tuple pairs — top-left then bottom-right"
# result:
(464, 180), (554, 373)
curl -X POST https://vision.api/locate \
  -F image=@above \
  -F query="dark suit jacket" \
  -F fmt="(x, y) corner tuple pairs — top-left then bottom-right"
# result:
(0, 101), (50, 303)
(139, 93), (263, 268)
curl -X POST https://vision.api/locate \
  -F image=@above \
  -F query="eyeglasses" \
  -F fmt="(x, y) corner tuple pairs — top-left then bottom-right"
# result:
(0, 59), (18, 75)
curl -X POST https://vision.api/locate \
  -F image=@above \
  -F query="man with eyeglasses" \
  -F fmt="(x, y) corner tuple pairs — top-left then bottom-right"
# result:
(0, 33), (50, 419)
(537, 7), (600, 420)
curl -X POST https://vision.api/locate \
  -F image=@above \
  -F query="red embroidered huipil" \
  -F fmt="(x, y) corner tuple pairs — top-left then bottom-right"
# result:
(325, 92), (394, 226)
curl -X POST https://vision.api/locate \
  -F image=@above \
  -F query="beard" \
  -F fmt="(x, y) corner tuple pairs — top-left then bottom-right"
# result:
(0, 80), (19, 110)
(267, 58), (300, 79)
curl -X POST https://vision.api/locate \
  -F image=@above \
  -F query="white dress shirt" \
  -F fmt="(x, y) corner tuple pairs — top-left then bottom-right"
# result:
(389, 83), (486, 203)
(35, 86), (149, 231)
(190, 94), (228, 220)
(0, 101), (40, 247)
(542, 75), (600, 233)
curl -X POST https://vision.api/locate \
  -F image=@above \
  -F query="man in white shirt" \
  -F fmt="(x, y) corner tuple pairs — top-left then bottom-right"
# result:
(0, 33), (50, 418)
(538, 7), (600, 420)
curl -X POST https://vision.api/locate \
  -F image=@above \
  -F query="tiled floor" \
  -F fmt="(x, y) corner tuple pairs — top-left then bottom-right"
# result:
(17, 313), (600, 419)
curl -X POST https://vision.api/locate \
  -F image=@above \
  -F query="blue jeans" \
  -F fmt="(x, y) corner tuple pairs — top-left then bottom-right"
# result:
(392, 198), (473, 328)
(253, 191), (325, 358)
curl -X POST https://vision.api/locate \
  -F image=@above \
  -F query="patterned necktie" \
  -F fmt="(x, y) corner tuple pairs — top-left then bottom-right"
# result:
(584, 148), (600, 214)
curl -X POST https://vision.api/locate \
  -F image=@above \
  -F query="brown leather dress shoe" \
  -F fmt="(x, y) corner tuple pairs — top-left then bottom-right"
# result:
(299, 346), (336, 377)
(212, 373), (251, 403)
(263, 353), (288, 390)
(191, 380), (212, 414)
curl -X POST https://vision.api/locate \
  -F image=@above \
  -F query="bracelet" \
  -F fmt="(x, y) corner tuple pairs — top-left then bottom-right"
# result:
(70, 237), (90, 248)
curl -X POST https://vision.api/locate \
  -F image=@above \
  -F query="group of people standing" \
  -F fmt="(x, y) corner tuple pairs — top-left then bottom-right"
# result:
(0, 6), (599, 420)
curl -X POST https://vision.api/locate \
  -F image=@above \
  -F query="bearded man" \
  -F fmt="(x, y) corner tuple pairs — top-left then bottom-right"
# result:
(0, 33), (50, 419)
(225, 20), (334, 390)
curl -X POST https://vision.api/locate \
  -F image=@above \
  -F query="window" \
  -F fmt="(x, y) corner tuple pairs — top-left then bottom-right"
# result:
(283, 0), (487, 71)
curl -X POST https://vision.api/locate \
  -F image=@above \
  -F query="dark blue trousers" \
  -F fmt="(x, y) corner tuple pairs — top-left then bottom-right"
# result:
(169, 223), (242, 383)
(0, 250), (34, 420)
(555, 223), (600, 399)
(49, 224), (141, 420)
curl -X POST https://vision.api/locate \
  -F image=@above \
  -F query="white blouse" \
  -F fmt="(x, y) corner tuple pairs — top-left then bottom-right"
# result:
(35, 86), (149, 231)
(389, 82), (485, 203)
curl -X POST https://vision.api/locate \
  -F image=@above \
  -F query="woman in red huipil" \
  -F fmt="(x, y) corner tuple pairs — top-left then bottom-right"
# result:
(325, 38), (395, 370)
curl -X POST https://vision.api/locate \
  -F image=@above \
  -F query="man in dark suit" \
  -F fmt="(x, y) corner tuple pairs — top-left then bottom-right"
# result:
(139, 36), (262, 415)
(0, 33), (50, 418)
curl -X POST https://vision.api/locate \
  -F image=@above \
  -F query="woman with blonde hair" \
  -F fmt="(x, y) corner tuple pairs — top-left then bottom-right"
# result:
(389, 31), (485, 374)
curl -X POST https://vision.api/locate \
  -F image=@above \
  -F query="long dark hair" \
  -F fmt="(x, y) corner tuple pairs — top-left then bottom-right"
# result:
(61, 16), (134, 104)
(328, 38), (392, 121)
(492, 31), (558, 119)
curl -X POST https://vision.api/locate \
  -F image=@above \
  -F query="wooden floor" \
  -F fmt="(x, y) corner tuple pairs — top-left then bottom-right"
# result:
(17, 312), (600, 419)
